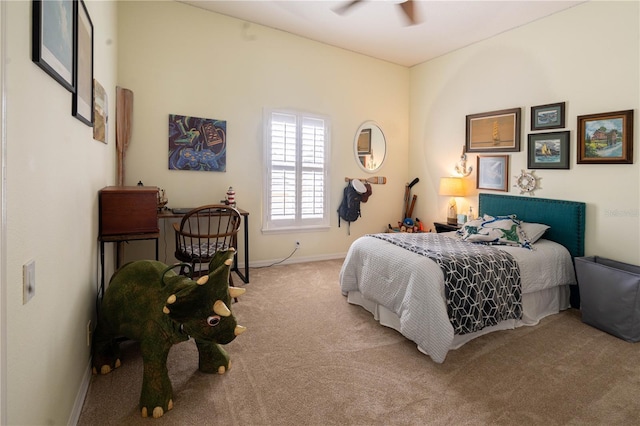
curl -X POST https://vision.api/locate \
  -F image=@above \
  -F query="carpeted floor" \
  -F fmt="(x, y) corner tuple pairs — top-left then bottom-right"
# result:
(78, 259), (640, 425)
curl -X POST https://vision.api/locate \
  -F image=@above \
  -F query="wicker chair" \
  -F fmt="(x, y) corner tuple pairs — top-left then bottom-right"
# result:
(173, 205), (241, 287)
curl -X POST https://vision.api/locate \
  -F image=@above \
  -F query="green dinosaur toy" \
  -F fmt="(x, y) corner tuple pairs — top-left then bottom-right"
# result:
(91, 249), (246, 418)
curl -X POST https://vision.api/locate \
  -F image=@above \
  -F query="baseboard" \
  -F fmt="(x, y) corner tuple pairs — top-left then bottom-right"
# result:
(246, 252), (346, 269)
(67, 359), (92, 426)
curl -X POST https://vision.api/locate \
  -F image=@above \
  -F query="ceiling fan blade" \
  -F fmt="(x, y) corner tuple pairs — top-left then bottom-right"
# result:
(334, 0), (363, 16)
(399, 0), (418, 25)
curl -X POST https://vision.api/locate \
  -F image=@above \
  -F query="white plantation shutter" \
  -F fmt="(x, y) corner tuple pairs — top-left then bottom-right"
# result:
(264, 109), (330, 232)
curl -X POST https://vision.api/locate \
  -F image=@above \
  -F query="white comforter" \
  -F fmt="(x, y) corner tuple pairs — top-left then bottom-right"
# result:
(339, 233), (576, 363)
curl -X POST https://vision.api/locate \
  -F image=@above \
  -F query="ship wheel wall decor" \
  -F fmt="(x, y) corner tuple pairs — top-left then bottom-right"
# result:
(514, 170), (540, 196)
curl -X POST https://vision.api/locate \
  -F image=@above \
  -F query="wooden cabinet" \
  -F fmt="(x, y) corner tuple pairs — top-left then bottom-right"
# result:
(98, 186), (160, 299)
(99, 186), (159, 236)
(433, 222), (462, 233)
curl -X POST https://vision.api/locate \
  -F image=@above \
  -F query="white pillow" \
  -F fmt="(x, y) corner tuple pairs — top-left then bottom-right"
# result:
(520, 222), (550, 244)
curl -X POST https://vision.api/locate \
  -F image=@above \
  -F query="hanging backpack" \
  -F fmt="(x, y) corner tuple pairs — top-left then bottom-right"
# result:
(338, 181), (363, 234)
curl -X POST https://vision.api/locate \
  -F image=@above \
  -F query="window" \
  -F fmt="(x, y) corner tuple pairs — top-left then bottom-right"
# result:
(263, 109), (330, 232)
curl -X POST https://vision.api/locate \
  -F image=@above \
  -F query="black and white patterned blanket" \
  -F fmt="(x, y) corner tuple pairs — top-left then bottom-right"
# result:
(370, 233), (522, 335)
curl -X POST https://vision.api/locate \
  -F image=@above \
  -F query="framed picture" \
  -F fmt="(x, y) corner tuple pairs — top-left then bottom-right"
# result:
(72, 0), (94, 126)
(169, 114), (227, 172)
(466, 108), (521, 152)
(531, 102), (565, 130)
(32, 0), (76, 92)
(577, 110), (634, 164)
(477, 155), (509, 191)
(357, 128), (371, 154)
(93, 79), (107, 143)
(527, 131), (570, 169)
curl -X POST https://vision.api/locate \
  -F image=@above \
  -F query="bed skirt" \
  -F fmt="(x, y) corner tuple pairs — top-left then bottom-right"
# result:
(345, 284), (570, 354)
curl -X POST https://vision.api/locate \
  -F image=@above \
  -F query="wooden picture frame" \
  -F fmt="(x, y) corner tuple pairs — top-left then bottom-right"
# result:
(466, 108), (521, 152)
(72, 0), (94, 126)
(577, 110), (634, 164)
(357, 128), (372, 155)
(32, 0), (76, 92)
(477, 155), (509, 191)
(93, 79), (107, 143)
(527, 131), (570, 169)
(531, 102), (565, 130)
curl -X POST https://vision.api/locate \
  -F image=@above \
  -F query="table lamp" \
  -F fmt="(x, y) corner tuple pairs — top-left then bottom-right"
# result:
(439, 177), (465, 225)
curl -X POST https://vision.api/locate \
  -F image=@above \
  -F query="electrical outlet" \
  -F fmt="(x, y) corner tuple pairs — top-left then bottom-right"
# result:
(23, 260), (35, 304)
(86, 320), (92, 347)
(295, 240), (301, 248)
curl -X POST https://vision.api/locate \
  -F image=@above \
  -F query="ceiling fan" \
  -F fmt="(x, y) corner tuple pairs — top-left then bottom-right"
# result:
(334, 0), (419, 26)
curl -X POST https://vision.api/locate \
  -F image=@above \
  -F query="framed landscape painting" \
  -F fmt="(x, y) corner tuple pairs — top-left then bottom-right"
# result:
(93, 79), (107, 143)
(531, 102), (565, 130)
(466, 108), (521, 153)
(577, 110), (634, 164)
(32, 0), (75, 92)
(527, 131), (570, 169)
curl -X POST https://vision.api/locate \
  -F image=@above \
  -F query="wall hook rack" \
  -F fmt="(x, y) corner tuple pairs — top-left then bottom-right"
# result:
(345, 176), (387, 184)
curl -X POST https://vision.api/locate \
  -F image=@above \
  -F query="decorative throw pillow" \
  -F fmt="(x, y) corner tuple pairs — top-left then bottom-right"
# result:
(520, 222), (550, 244)
(456, 218), (485, 239)
(460, 214), (532, 249)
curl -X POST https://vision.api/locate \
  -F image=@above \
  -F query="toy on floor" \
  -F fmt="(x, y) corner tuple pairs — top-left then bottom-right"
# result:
(388, 218), (424, 233)
(91, 249), (246, 419)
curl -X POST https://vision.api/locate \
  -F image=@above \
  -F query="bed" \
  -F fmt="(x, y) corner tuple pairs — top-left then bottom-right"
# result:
(339, 193), (586, 363)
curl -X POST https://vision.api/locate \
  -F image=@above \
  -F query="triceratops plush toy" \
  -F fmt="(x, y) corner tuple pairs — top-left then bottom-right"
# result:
(91, 249), (246, 418)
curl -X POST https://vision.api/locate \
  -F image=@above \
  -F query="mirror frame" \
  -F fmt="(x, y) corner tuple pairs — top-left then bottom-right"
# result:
(354, 120), (386, 173)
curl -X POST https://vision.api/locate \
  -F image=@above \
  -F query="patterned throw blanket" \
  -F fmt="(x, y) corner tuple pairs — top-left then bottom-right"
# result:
(370, 233), (522, 335)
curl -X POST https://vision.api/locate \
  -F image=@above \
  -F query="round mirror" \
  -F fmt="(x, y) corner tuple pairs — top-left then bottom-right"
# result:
(354, 121), (386, 173)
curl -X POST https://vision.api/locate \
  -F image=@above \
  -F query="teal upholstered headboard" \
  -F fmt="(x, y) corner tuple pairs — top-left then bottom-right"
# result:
(478, 194), (586, 308)
(478, 194), (586, 258)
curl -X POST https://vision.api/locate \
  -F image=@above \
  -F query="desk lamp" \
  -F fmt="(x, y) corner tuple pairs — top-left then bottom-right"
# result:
(439, 177), (465, 225)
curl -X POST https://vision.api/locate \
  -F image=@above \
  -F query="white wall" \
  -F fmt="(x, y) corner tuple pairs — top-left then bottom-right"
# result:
(409, 1), (639, 265)
(117, 1), (411, 266)
(4, 1), (118, 424)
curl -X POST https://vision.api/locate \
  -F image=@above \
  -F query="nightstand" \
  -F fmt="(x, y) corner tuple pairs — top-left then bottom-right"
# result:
(433, 222), (463, 233)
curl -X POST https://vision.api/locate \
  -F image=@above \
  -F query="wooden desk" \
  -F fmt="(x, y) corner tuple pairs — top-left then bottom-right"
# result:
(98, 234), (160, 300)
(99, 206), (249, 301)
(158, 207), (250, 284)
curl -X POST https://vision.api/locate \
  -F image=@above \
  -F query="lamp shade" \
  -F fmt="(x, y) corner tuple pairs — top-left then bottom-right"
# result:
(439, 177), (465, 197)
